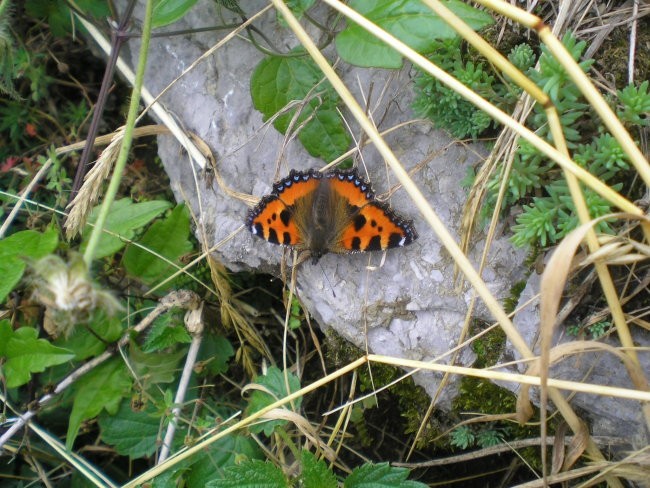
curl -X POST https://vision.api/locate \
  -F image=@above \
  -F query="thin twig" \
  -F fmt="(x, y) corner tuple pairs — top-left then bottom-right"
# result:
(158, 302), (205, 463)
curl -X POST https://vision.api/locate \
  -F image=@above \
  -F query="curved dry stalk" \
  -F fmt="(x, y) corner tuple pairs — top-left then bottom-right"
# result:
(540, 213), (650, 427)
(122, 356), (368, 487)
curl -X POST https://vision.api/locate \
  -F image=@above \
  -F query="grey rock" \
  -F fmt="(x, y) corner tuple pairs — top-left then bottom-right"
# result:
(502, 268), (650, 447)
(114, 0), (527, 409)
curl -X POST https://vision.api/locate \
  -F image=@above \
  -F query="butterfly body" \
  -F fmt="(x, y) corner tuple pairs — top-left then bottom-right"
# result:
(247, 168), (417, 263)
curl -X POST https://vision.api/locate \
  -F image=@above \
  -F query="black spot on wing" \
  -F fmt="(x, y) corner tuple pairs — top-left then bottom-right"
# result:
(280, 209), (291, 227)
(353, 214), (367, 232)
(267, 228), (279, 244)
(282, 232), (292, 245)
(388, 232), (404, 247)
(351, 236), (361, 251)
(367, 235), (382, 251)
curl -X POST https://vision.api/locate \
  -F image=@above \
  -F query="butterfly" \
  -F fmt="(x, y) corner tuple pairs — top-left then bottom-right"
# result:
(246, 168), (418, 263)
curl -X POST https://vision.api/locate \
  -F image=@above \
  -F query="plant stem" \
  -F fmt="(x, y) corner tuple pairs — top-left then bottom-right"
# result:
(82, 0), (153, 266)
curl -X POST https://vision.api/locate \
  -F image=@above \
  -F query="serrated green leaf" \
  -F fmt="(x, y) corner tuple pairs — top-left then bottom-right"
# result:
(300, 450), (338, 488)
(251, 54), (349, 161)
(54, 311), (124, 361)
(123, 203), (192, 285)
(344, 462), (426, 488)
(129, 342), (187, 386)
(143, 311), (192, 352)
(98, 400), (161, 459)
(187, 435), (263, 486)
(81, 198), (172, 259)
(152, 0), (199, 28)
(335, 0), (494, 68)
(197, 334), (234, 376)
(0, 324), (74, 388)
(298, 107), (352, 162)
(0, 228), (58, 302)
(206, 459), (288, 487)
(245, 366), (302, 436)
(66, 359), (132, 449)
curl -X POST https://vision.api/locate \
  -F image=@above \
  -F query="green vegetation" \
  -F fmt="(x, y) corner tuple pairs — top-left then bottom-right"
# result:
(414, 32), (649, 249)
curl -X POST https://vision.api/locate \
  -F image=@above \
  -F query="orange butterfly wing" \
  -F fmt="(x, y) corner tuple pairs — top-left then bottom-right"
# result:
(338, 201), (418, 252)
(326, 169), (417, 253)
(247, 168), (417, 260)
(246, 169), (321, 247)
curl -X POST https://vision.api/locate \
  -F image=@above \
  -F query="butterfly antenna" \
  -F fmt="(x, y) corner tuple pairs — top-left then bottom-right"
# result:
(319, 262), (336, 298)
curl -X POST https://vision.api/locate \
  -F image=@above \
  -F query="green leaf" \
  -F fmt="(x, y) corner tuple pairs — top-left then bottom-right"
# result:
(0, 227), (59, 260)
(298, 107), (352, 162)
(98, 400), (161, 459)
(152, 0), (199, 28)
(0, 322), (74, 388)
(81, 198), (172, 259)
(143, 311), (192, 352)
(186, 435), (263, 486)
(344, 462), (427, 488)
(245, 366), (302, 436)
(66, 359), (132, 449)
(0, 228), (58, 302)
(251, 54), (350, 161)
(0, 258), (25, 304)
(206, 459), (288, 488)
(300, 450), (338, 488)
(55, 311), (124, 361)
(123, 203), (192, 285)
(335, 0), (494, 68)
(129, 342), (187, 386)
(197, 334), (234, 376)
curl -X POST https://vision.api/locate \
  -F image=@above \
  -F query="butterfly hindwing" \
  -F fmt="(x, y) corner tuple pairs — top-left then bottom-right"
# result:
(271, 169), (321, 205)
(326, 168), (375, 208)
(247, 169), (323, 247)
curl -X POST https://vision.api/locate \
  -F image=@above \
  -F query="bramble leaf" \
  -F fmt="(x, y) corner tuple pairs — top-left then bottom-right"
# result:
(300, 450), (338, 487)
(344, 462), (427, 487)
(123, 203), (192, 286)
(335, 0), (494, 68)
(206, 459), (287, 487)
(98, 400), (161, 459)
(0, 321), (74, 388)
(81, 198), (172, 259)
(66, 358), (132, 449)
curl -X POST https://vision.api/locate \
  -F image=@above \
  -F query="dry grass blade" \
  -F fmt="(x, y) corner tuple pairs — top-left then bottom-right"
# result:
(259, 408), (338, 463)
(563, 419), (590, 472)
